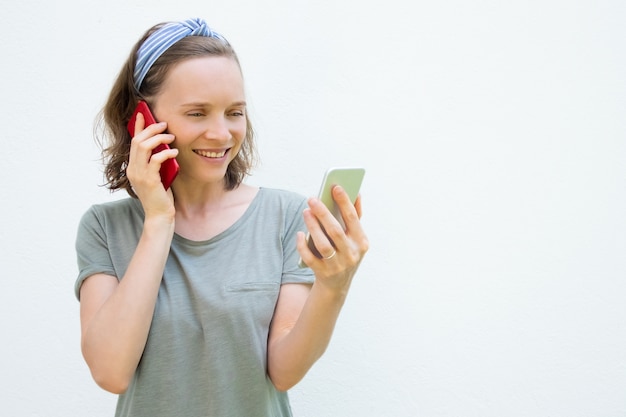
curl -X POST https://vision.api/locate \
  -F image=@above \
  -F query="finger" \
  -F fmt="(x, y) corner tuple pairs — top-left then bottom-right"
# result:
(354, 194), (363, 219)
(127, 128), (174, 190)
(296, 231), (336, 270)
(129, 120), (168, 167)
(131, 121), (168, 145)
(149, 147), (179, 164)
(302, 205), (337, 256)
(331, 186), (360, 231)
(131, 111), (146, 137)
(296, 231), (315, 267)
(135, 137), (177, 183)
(331, 186), (369, 256)
(133, 133), (175, 163)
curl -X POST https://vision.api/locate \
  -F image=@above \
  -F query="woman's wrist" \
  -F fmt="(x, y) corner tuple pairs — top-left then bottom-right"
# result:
(143, 212), (176, 235)
(311, 278), (350, 306)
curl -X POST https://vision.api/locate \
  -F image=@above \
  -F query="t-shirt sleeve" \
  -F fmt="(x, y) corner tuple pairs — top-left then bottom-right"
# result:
(281, 195), (315, 285)
(74, 206), (117, 300)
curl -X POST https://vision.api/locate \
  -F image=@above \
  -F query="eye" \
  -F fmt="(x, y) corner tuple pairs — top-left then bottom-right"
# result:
(229, 109), (245, 117)
(188, 112), (204, 117)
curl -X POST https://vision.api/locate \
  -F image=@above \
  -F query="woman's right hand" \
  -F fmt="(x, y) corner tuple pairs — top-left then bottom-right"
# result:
(126, 112), (178, 218)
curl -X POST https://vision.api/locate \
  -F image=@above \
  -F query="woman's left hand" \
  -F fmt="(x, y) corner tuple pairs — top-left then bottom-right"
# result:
(297, 185), (369, 293)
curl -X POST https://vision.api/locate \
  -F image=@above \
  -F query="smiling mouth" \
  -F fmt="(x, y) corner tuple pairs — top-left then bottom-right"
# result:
(194, 149), (227, 158)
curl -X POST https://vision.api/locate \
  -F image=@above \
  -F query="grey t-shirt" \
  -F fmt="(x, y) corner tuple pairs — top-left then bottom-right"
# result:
(75, 188), (315, 417)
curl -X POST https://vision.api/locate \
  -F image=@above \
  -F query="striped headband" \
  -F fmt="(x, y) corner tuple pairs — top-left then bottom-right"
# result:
(133, 18), (227, 90)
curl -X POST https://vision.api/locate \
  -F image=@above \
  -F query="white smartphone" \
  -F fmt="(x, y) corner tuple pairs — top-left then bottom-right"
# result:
(298, 167), (366, 268)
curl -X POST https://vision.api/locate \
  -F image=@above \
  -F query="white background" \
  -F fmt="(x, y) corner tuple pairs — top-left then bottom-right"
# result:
(1, 0), (625, 416)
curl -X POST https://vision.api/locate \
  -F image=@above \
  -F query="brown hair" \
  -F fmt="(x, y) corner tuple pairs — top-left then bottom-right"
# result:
(94, 23), (258, 198)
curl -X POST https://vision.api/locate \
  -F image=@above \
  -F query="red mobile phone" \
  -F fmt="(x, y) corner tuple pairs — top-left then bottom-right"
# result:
(127, 101), (179, 190)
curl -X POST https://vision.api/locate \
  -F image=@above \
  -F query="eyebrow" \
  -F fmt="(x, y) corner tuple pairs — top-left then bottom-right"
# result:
(180, 101), (247, 108)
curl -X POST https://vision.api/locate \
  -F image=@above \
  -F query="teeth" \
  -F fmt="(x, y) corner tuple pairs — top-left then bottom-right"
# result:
(195, 150), (226, 158)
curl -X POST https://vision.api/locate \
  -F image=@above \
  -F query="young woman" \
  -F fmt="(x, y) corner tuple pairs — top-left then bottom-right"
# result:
(75, 18), (368, 416)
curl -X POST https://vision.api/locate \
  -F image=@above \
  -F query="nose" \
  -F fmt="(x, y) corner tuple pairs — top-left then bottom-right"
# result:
(203, 115), (232, 142)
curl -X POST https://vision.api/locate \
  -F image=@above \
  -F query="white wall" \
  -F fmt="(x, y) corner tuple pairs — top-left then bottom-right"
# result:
(2, 0), (625, 416)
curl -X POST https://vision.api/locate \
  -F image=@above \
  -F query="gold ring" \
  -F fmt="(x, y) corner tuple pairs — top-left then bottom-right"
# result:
(322, 250), (337, 260)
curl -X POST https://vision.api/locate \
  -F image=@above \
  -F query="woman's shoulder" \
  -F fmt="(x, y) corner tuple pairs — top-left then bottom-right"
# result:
(80, 197), (143, 225)
(87, 196), (141, 214)
(258, 187), (308, 205)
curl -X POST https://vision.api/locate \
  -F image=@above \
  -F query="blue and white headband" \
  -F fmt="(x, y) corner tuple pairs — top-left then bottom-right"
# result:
(133, 18), (227, 90)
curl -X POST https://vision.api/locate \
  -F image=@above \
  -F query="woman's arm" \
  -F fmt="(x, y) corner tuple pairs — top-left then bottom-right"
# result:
(267, 187), (369, 391)
(79, 215), (175, 394)
(267, 282), (347, 391)
(79, 118), (178, 394)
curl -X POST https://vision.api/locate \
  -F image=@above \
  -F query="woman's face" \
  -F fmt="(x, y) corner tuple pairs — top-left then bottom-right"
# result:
(152, 56), (247, 187)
